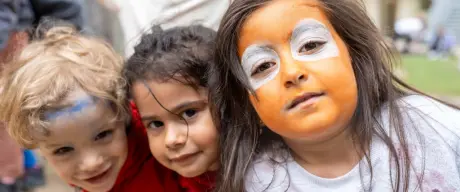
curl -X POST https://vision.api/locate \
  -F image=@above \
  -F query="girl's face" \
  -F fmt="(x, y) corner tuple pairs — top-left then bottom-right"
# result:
(131, 79), (219, 178)
(238, 0), (358, 142)
(38, 89), (127, 192)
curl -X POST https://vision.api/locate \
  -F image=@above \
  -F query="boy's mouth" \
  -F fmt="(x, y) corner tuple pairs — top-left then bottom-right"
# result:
(84, 166), (112, 185)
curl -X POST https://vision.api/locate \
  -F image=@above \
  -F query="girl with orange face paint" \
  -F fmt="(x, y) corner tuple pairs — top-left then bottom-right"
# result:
(209, 0), (460, 192)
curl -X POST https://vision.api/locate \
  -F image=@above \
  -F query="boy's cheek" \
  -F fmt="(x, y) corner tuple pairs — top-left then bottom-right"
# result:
(38, 152), (75, 182)
(112, 127), (129, 158)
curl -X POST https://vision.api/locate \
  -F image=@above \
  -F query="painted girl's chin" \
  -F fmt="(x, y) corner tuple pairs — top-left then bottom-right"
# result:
(275, 123), (333, 140)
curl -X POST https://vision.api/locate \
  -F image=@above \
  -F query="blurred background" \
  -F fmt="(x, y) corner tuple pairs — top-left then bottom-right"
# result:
(365, 0), (460, 105)
(0, 0), (459, 191)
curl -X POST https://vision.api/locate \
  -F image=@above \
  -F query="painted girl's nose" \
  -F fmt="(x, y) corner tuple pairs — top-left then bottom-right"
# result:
(282, 60), (308, 88)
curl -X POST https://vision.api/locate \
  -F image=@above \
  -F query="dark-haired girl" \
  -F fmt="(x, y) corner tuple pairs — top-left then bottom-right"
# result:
(124, 25), (219, 192)
(209, 0), (460, 191)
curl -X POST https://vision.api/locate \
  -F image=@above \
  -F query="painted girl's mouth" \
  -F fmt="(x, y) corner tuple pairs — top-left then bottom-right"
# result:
(285, 92), (325, 111)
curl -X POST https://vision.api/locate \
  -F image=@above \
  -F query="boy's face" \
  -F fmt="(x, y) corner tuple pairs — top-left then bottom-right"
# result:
(37, 89), (127, 192)
(131, 79), (219, 178)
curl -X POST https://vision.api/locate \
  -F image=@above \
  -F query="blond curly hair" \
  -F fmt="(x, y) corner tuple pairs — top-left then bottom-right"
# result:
(0, 26), (128, 148)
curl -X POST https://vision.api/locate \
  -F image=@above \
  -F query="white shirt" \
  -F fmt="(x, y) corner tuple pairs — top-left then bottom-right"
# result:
(246, 95), (460, 192)
(112, 0), (231, 58)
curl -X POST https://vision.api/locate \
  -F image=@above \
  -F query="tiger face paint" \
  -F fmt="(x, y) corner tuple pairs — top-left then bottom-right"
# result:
(238, 0), (358, 142)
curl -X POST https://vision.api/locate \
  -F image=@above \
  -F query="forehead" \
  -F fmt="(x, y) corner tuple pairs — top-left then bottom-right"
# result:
(39, 101), (115, 147)
(131, 79), (207, 114)
(45, 89), (115, 128)
(238, 0), (332, 54)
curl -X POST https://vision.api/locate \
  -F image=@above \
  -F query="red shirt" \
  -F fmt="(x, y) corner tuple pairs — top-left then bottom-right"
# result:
(179, 171), (216, 192)
(80, 102), (181, 192)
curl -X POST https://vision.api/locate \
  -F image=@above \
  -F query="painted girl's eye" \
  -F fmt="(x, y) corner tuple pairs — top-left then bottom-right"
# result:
(181, 109), (197, 120)
(251, 62), (276, 76)
(299, 41), (326, 55)
(95, 130), (114, 141)
(147, 121), (164, 129)
(53, 147), (74, 156)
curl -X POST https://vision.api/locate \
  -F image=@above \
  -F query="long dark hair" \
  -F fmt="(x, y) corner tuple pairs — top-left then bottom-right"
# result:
(209, 0), (460, 191)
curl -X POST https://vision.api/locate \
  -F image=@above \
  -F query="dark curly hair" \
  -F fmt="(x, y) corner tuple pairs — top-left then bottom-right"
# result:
(123, 25), (216, 94)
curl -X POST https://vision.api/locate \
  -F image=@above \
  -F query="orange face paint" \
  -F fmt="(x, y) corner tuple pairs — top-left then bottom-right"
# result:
(238, 0), (358, 141)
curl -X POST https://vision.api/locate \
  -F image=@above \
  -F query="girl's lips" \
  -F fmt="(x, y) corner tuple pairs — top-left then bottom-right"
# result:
(170, 151), (201, 164)
(285, 92), (325, 111)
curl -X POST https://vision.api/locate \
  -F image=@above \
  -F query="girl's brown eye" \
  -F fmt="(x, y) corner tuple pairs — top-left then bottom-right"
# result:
(299, 41), (326, 55)
(147, 121), (164, 130)
(182, 109), (197, 119)
(251, 62), (276, 76)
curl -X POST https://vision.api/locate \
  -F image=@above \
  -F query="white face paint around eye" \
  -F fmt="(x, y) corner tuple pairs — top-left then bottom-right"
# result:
(290, 18), (339, 61)
(241, 45), (280, 90)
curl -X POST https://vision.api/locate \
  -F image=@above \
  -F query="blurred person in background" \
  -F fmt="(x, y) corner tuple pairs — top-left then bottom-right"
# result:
(0, 0), (84, 55)
(0, 124), (23, 192)
(428, 26), (457, 60)
(95, 0), (232, 58)
(393, 15), (426, 54)
(84, 0), (124, 54)
(0, 1), (84, 191)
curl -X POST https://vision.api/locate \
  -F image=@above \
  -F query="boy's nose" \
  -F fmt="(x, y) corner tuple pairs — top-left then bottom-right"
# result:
(79, 151), (105, 173)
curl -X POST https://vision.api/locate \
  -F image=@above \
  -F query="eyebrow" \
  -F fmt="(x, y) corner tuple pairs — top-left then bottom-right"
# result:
(242, 45), (275, 62)
(45, 143), (63, 149)
(43, 121), (111, 149)
(140, 100), (207, 121)
(291, 21), (328, 41)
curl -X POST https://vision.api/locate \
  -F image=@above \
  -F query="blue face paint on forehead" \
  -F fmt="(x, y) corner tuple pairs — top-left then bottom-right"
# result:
(45, 96), (96, 120)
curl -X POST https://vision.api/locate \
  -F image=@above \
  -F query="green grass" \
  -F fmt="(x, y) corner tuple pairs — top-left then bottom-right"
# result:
(400, 55), (460, 96)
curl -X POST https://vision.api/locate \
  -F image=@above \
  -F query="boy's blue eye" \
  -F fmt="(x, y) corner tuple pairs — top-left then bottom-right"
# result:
(53, 147), (74, 155)
(147, 121), (164, 129)
(95, 130), (114, 141)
